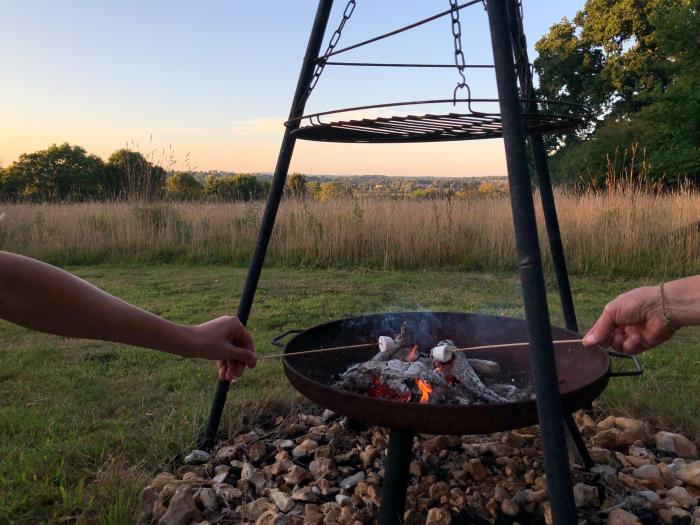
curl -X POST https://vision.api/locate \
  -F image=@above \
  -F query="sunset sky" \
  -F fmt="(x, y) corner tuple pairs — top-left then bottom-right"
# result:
(1, 1), (583, 177)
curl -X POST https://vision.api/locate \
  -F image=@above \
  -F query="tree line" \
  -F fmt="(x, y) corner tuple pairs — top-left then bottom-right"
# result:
(0, 143), (273, 202)
(0, 144), (360, 203)
(535, 0), (699, 188)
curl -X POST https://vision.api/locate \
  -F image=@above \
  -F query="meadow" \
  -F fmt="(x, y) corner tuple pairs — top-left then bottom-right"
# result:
(1, 189), (699, 277)
(1, 191), (700, 522)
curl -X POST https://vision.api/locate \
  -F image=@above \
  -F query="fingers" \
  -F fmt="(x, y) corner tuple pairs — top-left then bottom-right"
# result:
(583, 305), (618, 347)
(622, 331), (642, 355)
(227, 345), (257, 368)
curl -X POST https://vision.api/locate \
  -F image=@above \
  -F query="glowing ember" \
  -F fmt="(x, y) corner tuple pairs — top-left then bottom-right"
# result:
(405, 345), (419, 362)
(416, 379), (432, 403)
(367, 374), (411, 401)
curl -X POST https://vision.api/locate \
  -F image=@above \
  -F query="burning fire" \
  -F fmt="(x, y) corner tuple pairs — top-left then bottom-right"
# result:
(367, 374), (411, 402)
(405, 345), (419, 362)
(416, 379), (432, 403)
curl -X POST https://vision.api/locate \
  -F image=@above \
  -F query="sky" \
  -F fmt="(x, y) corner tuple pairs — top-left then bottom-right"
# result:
(0, 1), (583, 177)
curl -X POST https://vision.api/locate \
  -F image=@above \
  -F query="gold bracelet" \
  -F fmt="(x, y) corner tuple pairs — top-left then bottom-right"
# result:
(659, 282), (672, 327)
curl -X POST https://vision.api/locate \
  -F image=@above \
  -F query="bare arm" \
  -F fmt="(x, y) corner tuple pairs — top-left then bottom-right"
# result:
(583, 275), (700, 354)
(0, 251), (256, 379)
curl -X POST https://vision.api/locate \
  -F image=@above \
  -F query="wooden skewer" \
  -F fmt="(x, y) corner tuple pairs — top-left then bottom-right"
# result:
(257, 338), (584, 361)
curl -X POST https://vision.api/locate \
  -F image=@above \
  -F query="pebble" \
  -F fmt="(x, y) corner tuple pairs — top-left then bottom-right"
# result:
(464, 458), (488, 481)
(666, 485), (696, 508)
(573, 483), (597, 507)
(309, 458), (335, 480)
(255, 510), (288, 525)
(639, 489), (661, 505)
(425, 507), (452, 525)
(184, 450), (210, 465)
(632, 464), (661, 483)
(157, 485), (200, 525)
(656, 431), (698, 459)
(607, 508), (641, 525)
(335, 494), (352, 507)
(291, 487), (318, 502)
(215, 445), (238, 463)
(659, 507), (691, 524)
(292, 439), (318, 459)
(271, 490), (295, 512)
(245, 498), (276, 521)
(501, 498), (519, 516)
(196, 487), (218, 510)
(680, 461), (700, 488)
(339, 471), (365, 490)
(284, 465), (311, 485)
(241, 463), (267, 493)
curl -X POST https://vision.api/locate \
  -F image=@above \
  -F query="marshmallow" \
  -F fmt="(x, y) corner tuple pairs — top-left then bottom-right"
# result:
(378, 335), (397, 353)
(430, 344), (454, 363)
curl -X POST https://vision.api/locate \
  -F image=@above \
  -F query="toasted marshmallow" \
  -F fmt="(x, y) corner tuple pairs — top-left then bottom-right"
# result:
(378, 335), (397, 353)
(430, 344), (454, 363)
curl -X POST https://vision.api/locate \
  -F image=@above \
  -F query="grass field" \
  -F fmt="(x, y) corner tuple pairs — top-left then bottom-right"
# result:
(2, 190), (700, 276)
(1, 265), (699, 523)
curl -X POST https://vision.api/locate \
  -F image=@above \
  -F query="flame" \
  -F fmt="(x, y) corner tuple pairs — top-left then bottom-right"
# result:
(405, 345), (419, 362)
(416, 379), (432, 403)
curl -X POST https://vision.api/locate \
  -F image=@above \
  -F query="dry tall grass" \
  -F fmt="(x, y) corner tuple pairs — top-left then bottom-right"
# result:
(1, 190), (699, 276)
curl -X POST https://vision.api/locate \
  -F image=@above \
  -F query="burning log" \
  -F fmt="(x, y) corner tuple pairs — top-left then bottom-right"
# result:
(335, 323), (526, 405)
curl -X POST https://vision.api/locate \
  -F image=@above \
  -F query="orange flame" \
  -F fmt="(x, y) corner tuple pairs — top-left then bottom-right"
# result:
(416, 379), (432, 403)
(405, 345), (419, 362)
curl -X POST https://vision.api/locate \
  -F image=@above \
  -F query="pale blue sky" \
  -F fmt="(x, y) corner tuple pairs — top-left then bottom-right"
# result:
(0, 1), (583, 176)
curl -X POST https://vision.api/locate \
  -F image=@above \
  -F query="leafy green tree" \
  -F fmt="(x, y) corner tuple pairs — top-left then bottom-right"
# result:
(0, 143), (106, 201)
(166, 172), (203, 201)
(637, 0), (700, 183)
(285, 173), (308, 199)
(536, 0), (699, 186)
(535, 0), (669, 126)
(203, 174), (269, 201)
(106, 149), (166, 200)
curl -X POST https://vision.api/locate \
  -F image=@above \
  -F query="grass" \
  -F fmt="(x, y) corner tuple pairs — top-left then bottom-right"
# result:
(1, 189), (700, 276)
(0, 265), (698, 523)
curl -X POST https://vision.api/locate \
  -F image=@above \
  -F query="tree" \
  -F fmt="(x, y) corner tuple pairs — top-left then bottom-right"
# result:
(203, 174), (269, 201)
(535, 0), (699, 186)
(285, 173), (308, 199)
(0, 143), (106, 201)
(318, 182), (353, 202)
(636, 0), (700, 184)
(166, 172), (203, 201)
(105, 149), (166, 201)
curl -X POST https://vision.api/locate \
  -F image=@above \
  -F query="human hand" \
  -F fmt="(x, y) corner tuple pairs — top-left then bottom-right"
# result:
(582, 285), (676, 354)
(186, 316), (257, 381)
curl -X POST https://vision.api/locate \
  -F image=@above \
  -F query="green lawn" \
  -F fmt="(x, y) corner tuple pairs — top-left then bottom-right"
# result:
(1, 265), (698, 523)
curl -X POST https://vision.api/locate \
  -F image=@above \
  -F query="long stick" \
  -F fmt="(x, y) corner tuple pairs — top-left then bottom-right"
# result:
(257, 338), (584, 361)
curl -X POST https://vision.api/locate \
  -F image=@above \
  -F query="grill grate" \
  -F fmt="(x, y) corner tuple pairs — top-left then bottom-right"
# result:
(288, 99), (587, 144)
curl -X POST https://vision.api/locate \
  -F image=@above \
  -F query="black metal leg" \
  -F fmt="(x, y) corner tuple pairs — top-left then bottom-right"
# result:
(486, 1), (577, 524)
(530, 134), (579, 332)
(563, 411), (595, 470)
(378, 430), (414, 525)
(198, 0), (336, 450)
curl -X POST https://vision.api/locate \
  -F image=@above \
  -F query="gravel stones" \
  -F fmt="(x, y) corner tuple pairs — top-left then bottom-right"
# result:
(139, 408), (700, 525)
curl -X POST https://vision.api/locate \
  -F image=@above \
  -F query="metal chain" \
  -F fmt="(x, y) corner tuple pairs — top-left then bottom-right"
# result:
(509, 0), (533, 102)
(449, 0), (471, 105)
(298, 0), (357, 110)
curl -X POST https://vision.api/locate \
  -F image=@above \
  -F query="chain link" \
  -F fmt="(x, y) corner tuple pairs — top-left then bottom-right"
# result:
(299, 0), (357, 110)
(509, 0), (532, 102)
(449, 0), (473, 105)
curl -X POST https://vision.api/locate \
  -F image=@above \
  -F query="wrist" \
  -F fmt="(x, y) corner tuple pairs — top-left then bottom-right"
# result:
(661, 278), (700, 329)
(172, 324), (205, 357)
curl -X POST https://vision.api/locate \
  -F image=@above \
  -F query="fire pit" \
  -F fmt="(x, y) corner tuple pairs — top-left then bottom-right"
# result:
(275, 312), (625, 436)
(270, 312), (640, 523)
